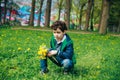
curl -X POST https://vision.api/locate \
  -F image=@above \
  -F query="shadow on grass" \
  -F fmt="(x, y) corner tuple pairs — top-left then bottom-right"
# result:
(71, 66), (89, 77)
(53, 66), (89, 77)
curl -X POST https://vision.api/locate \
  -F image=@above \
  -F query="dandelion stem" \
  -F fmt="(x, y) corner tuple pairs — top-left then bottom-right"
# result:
(52, 56), (58, 63)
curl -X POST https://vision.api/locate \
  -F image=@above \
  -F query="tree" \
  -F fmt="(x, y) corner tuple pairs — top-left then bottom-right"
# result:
(7, 0), (14, 21)
(45, 0), (52, 27)
(57, 0), (63, 20)
(29, 0), (36, 26)
(90, 0), (94, 31)
(65, 0), (72, 29)
(79, 2), (86, 30)
(108, 0), (120, 33)
(99, 0), (110, 34)
(37, 0), (44, 26)
(72, 0), (87, 30)
(118, 19), (120, 33)
(3, 0), (8, 24)
(98, 0), (103, 31)
(84, 0), (93, 31)
(0, 0), (2, 25)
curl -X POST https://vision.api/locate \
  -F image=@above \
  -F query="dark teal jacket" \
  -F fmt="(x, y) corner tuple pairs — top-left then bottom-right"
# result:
(50, 34), (76, 64)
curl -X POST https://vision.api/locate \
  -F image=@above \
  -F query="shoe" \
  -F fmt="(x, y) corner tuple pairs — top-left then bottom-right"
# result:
(64, 71), (69, 74)
(63, 70), (69, 75)
(40, 68), (49, 75)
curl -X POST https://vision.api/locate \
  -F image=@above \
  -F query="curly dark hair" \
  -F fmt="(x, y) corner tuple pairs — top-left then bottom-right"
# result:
(51, 20), (67, 32)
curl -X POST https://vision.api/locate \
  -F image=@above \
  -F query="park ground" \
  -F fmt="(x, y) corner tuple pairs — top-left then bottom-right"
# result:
(0, 27), (120, 80)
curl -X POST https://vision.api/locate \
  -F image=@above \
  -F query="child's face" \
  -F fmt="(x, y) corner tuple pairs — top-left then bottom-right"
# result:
(53, 28), (65, 41)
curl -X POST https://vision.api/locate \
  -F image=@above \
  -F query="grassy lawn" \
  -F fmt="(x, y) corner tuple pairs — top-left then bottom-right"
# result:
(0, 28), (120, 80)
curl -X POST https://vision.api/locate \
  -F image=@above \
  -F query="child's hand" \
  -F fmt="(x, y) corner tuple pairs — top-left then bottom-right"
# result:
(47, 50), (57, 57)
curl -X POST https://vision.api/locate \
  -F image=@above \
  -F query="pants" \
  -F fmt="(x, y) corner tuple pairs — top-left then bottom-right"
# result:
(40, 56), (74, 72)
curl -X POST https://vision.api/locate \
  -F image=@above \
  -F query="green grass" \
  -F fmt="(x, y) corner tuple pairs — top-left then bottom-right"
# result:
(0, 28), (120, 80)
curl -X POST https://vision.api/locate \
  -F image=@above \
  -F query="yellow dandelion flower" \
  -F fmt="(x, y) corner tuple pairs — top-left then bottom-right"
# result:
(37, 44), (48, 59)
(27, 48), (30, 51)
(96, 65), (100, 69)
(18, 47), (22, 51)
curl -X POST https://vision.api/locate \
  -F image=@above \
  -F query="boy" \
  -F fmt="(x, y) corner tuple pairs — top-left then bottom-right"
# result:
(40, 20), (75, 74)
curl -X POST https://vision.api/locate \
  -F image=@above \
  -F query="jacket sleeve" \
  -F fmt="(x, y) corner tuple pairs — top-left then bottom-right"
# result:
(58, 43), (73, 59)
(48, 40), (54, 51)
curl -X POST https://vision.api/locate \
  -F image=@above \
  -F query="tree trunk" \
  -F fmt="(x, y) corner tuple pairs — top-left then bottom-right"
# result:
(65, 0), (72, 29)
(84, 0), (92, 31)
(78, 3), (85, 30)
(0, 1), (2, 25)
(37, 0), (44, 26)
(98, 0), (103, 30)
(45, 0), (52, 27)
(29, 0), (36, 26)
(58, 0), (63, 20)
(3, 0), (8, 24)
(99, 0), (109, 34)
(117, 19), (120, 33)
(90, 0), (94, 31)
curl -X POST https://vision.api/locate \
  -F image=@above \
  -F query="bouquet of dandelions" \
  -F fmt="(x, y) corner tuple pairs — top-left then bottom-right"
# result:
(38, 44), (48, 59)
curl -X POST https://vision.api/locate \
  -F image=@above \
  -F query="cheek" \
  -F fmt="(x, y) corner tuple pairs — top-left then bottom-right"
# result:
(53, 33), (56, 37)
(57, 34), (61, 37)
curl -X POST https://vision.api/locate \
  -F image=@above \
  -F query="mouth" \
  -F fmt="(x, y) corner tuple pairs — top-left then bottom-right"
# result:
(55, 37), (59, 39)
(55, 36), (59, 40)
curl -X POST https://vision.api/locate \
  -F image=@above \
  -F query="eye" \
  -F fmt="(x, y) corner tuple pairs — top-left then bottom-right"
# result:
(53, 32), (56, 34)
(57, 32), (60, 34)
